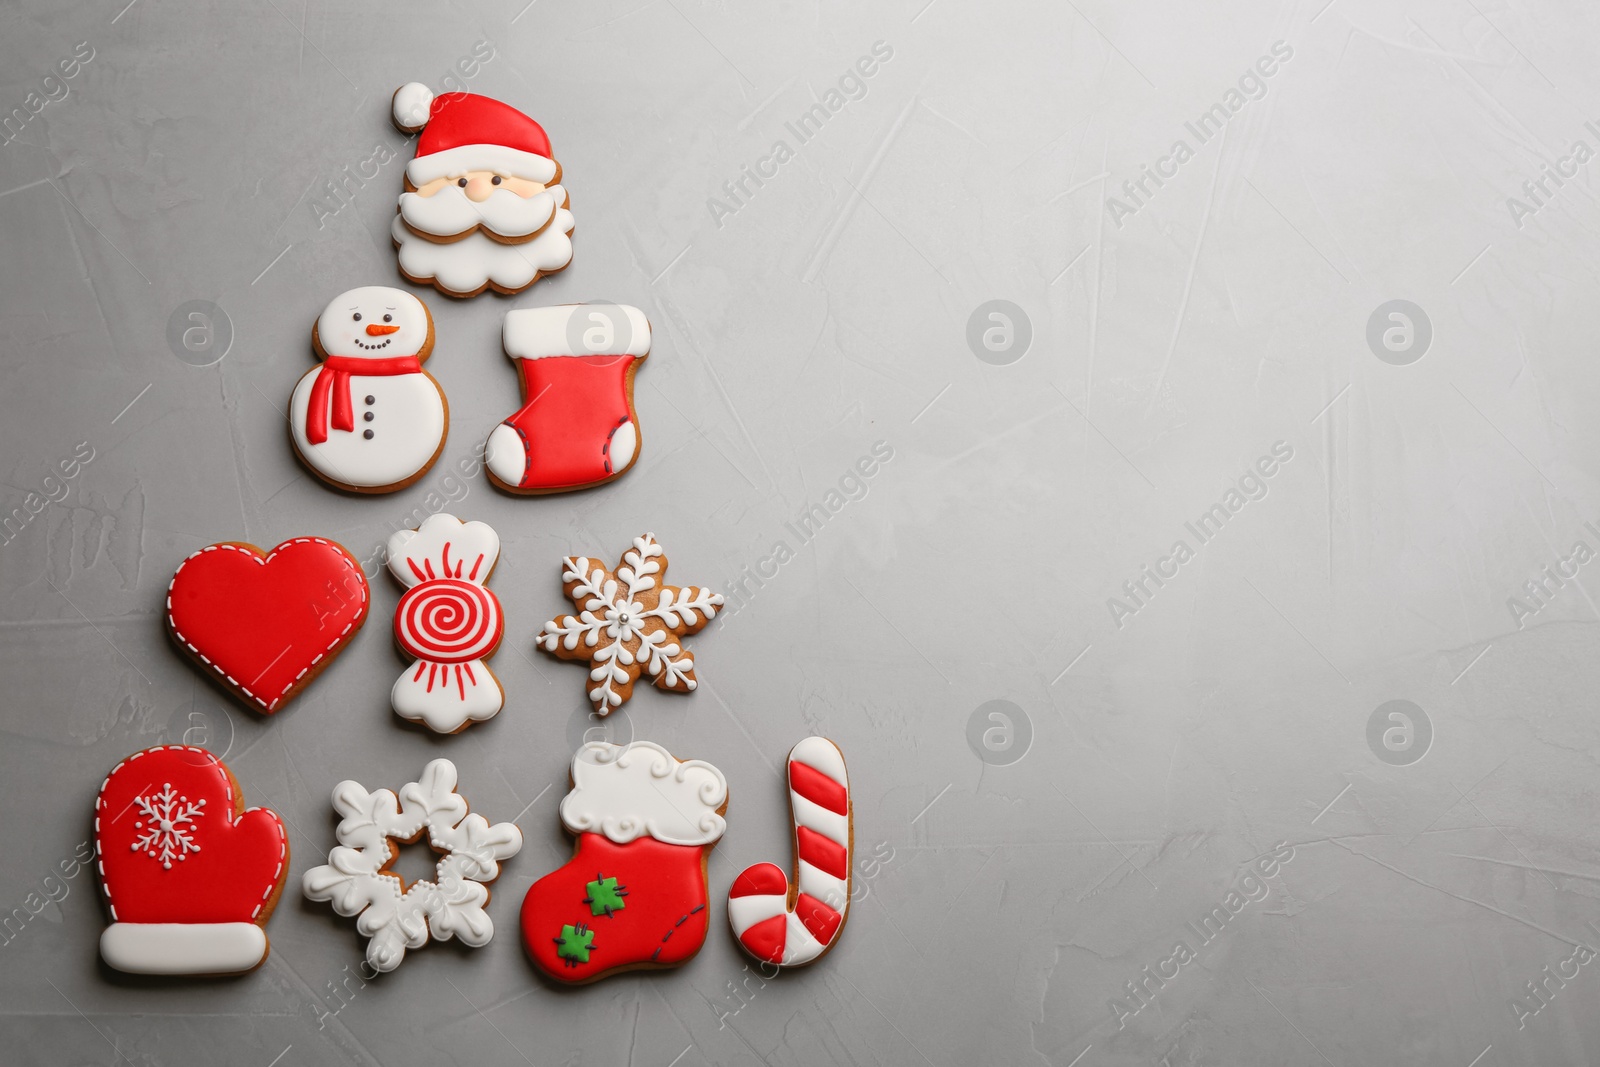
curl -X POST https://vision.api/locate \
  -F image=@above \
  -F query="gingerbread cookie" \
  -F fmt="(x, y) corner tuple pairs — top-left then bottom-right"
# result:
(95, 745), (288, 975)
(289, 286), (447, 494)
(390, 83), (574, 298)
(386, 514), (504, 733)
(484, 304), (651, 494)
(536, 533), (723, 715)
(166, 537), (369, 714)
(302, 758), (522, 973)
(728, 737), (853, 967)
(520, 741), (728, 983)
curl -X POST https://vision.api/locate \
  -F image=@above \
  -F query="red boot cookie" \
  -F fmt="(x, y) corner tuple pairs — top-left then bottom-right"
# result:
(95, 746), (288, 975)
(521, 741), (728, 983)
(484, 304), (651, 494)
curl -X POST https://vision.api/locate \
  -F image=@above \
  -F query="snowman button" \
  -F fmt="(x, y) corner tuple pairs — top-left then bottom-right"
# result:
(363, 412), (374, 422)
(363, 430), (374, 440)
(365, 395), (375, 405)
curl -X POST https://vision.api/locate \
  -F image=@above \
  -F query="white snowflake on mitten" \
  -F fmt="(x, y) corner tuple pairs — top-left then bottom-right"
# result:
(130, 784), (206, 870)
(301, 759), (521, 973)
(536, 533), (723, 715)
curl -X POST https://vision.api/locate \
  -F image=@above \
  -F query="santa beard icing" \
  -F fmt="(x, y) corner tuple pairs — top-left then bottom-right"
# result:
(393, 184), (575, 297)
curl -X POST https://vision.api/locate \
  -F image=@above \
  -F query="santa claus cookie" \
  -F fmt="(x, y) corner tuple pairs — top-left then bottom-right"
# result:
(166, 536), (369, 713)
(390, 83), (575, 298)
(386, 514), (504, 733)
(728, 737), (853, 968)
(302, 758), (522, 973)
(536, 533), (723, 715)
(95, 746), (288, 975)
(289, 286), (447, 493)
(521, 741), (727, 983)
(485, 304), (651, 494)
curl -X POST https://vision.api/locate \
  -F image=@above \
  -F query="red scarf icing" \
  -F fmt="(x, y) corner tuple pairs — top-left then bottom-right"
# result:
(305, 356), (422, 444)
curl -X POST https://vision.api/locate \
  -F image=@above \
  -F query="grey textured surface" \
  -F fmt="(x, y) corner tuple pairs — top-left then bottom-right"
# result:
(3, 0), (1598, 1065)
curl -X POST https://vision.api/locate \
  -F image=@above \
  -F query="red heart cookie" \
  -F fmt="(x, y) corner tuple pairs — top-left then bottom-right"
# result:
(166, 537), (369, 713)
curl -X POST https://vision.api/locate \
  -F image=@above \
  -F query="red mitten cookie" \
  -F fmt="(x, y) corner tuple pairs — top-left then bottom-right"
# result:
(728, 737), (852, 967)
(166, 537), (369, 713)
(95, 746), (288, 975)
(521, 741), (728, 983)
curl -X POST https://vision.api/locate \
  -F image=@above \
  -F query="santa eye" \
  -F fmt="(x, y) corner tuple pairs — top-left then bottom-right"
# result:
(491, 175), (502, 185)
(383, 314), (392, 323)
(458, 178), (468, 188)
(352, 313), (362, 322)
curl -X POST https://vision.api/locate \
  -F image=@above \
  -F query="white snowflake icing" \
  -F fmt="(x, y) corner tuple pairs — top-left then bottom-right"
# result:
(537, 534), (723, 714)
(301, 759), (522, 973)
(130, 783), (206, 870)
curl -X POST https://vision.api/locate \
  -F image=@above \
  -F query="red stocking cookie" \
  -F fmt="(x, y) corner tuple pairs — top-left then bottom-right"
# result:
(484, 304), (651, 494)
(728, 737), (852, 967)
(95, 746), (288, 975)
(289, 286), (447, 493)
(536, 533), (723, 715)
(386, 514), (504, 733)
(521, 741), (728, 983)
(390, 83), (575, 298)
(166, 537), (369, 713)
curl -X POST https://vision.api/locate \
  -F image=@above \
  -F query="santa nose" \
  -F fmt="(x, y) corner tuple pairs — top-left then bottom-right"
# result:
(366, 324), (400, 336)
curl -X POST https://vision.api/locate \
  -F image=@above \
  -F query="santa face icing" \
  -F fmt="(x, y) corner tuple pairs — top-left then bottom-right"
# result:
(521, 741), (728, 983)
(485, 304), (652, 494)
(390, 83), (574, 298)
(95, 746), (289, 975)
(386, 514), (505, 734)
(289, 286), (447, 493)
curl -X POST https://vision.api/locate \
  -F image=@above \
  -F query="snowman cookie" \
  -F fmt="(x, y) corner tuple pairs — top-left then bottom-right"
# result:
(520, 741), (727, 983)
(289, 286), (448, 493)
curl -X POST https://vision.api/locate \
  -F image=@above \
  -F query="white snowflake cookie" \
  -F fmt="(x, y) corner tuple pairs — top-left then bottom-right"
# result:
(302, 758), (522, 973)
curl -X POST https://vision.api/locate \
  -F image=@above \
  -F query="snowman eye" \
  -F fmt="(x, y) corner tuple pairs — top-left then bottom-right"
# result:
(458, 178), (468, 188)
(352, 313), (362, 322)
(383, 314), (392, 323)
(491, 175), (502, 185)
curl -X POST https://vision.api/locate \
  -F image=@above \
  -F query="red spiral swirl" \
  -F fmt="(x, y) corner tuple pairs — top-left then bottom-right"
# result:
(394, 578), (502, 664)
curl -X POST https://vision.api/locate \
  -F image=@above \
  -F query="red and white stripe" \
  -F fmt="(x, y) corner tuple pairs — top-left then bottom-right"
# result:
(727, 737), (851, 967)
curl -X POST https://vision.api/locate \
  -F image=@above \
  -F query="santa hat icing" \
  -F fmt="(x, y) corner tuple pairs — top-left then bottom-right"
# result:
(560, 741), (728, 847)
(393, 82), (557, 186)
(94, 746), (288, 975)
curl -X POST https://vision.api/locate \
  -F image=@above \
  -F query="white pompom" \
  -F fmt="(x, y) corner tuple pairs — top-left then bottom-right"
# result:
(392, 82), (434, 131)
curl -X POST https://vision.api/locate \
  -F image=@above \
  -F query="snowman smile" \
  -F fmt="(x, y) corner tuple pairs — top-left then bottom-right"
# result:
(354, 337), (394, 350)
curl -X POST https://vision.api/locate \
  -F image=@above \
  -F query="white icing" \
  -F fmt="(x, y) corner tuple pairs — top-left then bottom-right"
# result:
(290, 368), (445, 488)
(392, 198), (574, 296)
(316, 285), (430, 358)
(502, 304), (652, 359)
(536, 534), (723, 714)
(560, 741), (728, 847)
(398, 185), (557, 240)
(100, 922), (267, 975)
(791, 736), (847, 781)
(483, 423), (526, 486)
(791, 792), (849, 845)
(302, 759), (522, 972)
(392, 82), (434, 130)
(798, 860), (848, 911)
(385, 515), (504, 734)
(608, 421), (638, 471)
(407, 143), (558, 185)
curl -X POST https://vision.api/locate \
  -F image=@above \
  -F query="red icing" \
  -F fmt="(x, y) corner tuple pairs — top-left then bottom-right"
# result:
(421, 93), (551, 161)
(305, 355), (421, 444)
(166, 538), (369, 713)
(729, 861), (788, 899)
(797, 826), (849, 880)
(739, 914), (787, 964)
(95, 746), (287, 924)
(797, 893), (842, 945)
(521, 833), (710, 982)
(498, 354), (639, 490)
(789, 760), (848, 815)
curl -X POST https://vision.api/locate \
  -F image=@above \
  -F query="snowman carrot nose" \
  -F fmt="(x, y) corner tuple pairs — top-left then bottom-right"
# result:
(365, 324), (400, 336)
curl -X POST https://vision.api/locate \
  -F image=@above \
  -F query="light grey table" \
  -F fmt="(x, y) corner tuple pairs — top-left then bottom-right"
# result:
(3, 1), (1597, 1064)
